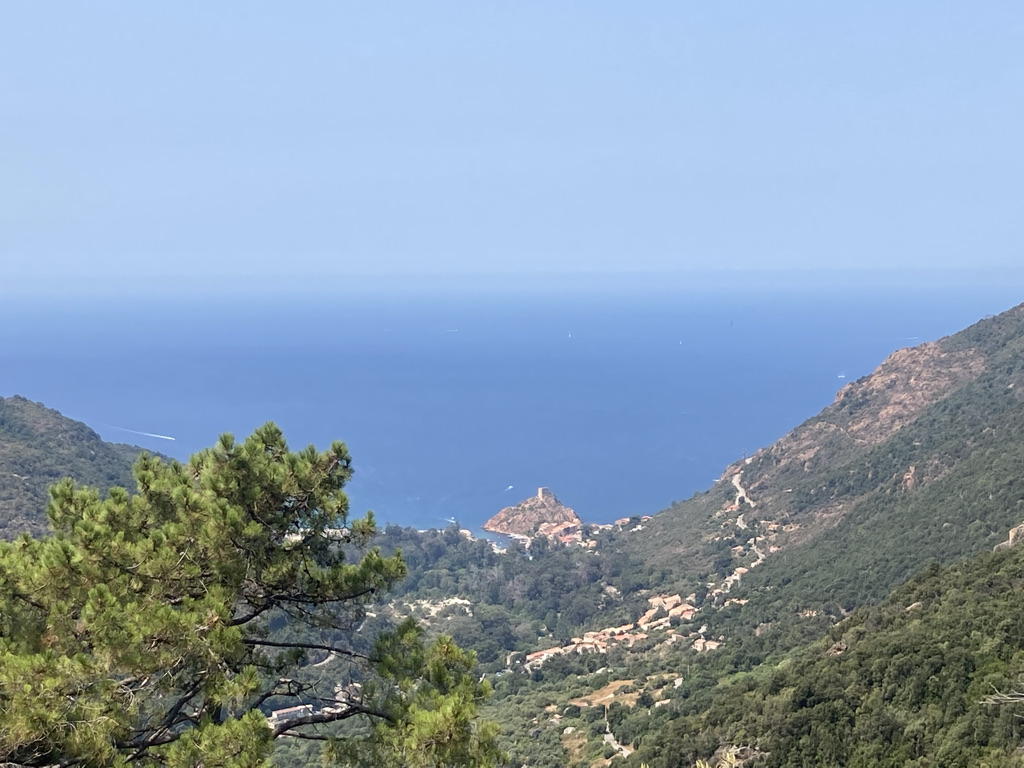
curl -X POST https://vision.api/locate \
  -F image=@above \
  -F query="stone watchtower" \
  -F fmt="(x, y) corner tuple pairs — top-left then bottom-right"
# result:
(537, 487), (554, 501)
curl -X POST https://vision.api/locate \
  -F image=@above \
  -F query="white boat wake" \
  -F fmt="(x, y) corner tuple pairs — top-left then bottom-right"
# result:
(104, 424), (176, 441)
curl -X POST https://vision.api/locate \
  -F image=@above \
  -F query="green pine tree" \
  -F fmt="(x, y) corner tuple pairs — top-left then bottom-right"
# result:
(0, 423), (500, 767)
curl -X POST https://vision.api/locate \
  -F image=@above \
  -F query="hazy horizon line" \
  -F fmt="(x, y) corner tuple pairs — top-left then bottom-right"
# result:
(5, 265), (1023, 302)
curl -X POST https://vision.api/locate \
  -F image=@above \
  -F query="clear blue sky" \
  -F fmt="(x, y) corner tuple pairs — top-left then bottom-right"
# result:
(2, 2), (1022, 293)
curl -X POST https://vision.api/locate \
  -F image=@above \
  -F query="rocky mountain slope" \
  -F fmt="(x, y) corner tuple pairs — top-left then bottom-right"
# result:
(0, 395), (144, 538)
(623, 303), (1024, 608)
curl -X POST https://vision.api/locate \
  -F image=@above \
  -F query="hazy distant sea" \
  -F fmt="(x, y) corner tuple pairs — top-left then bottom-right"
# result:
(2, 273), (1021, 533)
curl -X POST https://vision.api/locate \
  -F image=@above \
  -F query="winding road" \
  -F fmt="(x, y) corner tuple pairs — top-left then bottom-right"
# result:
(732, 471), (756, 509)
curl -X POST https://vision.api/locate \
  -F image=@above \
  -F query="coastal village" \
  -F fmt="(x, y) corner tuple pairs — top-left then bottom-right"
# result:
(456, 479), (784, 671)
(377, 472), (799, 683)
(272, 361), (969, 740)
(520, 591), (719, 671)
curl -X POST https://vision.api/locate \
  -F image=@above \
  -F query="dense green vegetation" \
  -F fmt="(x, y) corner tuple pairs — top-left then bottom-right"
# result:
(376, 524), (678, 667)
(0, 425), (499, 767)
(0, 395), (143, 538)
(627, 545), (1024, 767)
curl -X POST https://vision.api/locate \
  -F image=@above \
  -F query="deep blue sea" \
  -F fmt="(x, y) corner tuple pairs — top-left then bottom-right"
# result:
(2, 273), (1021, 533)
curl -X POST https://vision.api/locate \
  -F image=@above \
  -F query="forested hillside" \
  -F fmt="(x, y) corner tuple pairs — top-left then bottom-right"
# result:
(0, 395), (143, 537)
(622, 303), (1024, 608)
(627, 544), (1024, 766)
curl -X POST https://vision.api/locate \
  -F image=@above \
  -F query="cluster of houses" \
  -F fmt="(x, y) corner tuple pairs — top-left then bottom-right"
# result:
(531, 514), (657, 547)
(612, 515), (655, 532)
(518, 522), (775, 673)
(517, 477), (784, 671)
(535, 519), (588, 546)
(486, 513), (658, 552)
(522, 592), (716, 671)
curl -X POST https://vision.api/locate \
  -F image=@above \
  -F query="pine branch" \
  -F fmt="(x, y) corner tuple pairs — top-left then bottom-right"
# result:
(269, 702), (388, 738)
(241, 638), (370, 662)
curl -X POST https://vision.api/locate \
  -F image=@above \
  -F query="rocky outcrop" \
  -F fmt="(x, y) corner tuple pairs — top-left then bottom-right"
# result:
(483, 487), (581, 537)
(831, 342), (985, 443)
(752, 342), (985, 482)
(708, 340), (987, 551)
(994, 522), (1024, 551)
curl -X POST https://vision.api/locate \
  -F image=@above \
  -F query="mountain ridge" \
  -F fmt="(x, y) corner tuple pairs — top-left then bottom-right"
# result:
(624, 303), (1024, 587)
(0, 394), (147, 538)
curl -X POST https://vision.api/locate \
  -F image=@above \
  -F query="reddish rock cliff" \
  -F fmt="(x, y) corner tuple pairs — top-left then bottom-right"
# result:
(483, 487), (581, 537)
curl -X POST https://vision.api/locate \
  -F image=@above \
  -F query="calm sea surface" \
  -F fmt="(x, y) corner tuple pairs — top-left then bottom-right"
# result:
(2, 275), (1020, 533)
